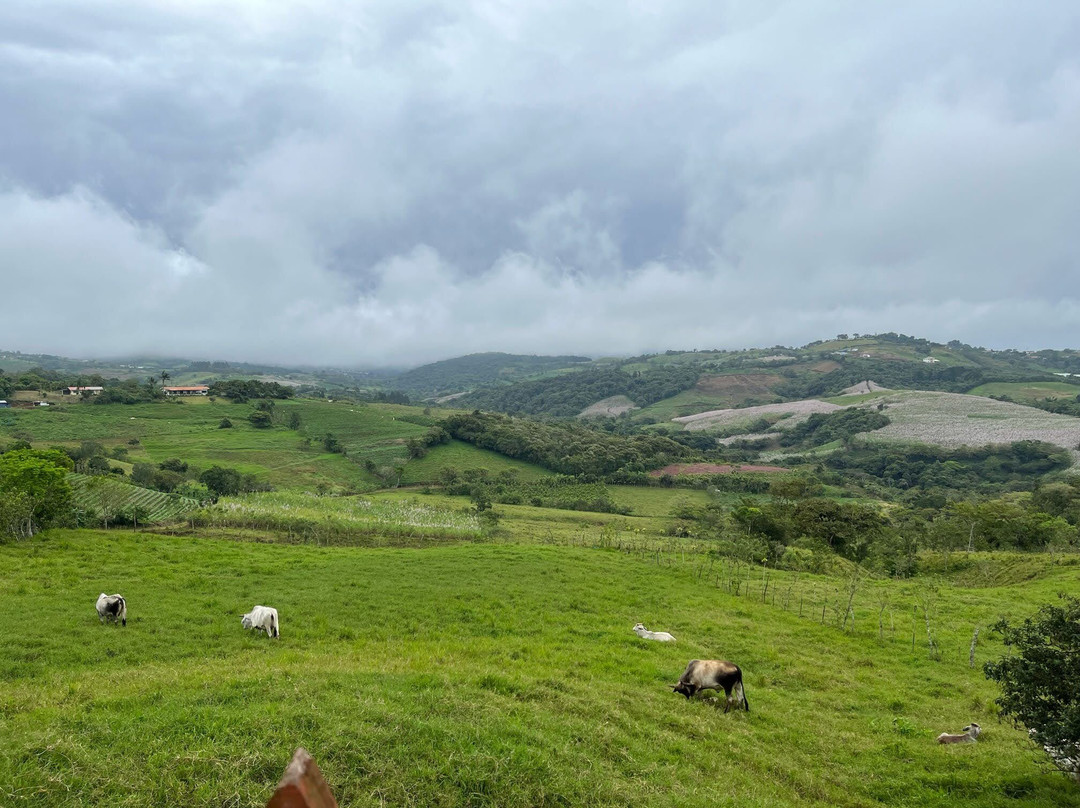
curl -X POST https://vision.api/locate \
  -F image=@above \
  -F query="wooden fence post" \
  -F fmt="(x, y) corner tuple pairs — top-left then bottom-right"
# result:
(267, 748), (338, 808)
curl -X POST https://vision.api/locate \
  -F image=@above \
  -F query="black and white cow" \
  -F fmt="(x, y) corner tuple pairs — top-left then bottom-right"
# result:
(96, 593), (127, 626)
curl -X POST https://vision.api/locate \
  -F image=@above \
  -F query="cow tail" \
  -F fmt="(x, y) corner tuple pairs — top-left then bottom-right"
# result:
(272, 612), (279, 639)
(739, 672), (750, 712)
(119, 597), (127, 627)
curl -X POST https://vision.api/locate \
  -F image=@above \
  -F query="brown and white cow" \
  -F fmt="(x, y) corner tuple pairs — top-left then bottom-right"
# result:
(671, 659), (749, 712)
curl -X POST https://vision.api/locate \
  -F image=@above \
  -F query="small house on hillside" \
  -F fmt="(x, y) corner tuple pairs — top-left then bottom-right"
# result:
(62, 386), (104, 395)
(922, 357), (941, 364)
(0, 400), (8, 408)
(163, 385), (210, 396)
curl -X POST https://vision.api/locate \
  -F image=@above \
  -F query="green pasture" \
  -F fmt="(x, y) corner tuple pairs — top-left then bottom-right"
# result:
(967, 381), (1080, 403)
(0, 398), (553, 492)
(2, 530), (1079, 807)
(398, 440), (553, 485)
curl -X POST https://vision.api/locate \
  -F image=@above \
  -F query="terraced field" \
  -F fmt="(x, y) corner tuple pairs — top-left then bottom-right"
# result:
(69, 474), (198, 523)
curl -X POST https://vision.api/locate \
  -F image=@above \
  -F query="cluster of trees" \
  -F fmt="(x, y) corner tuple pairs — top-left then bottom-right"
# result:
(129, 457), (269, 499)
(1026, 395), (1080, 418)
(444, 411), (690, 477)
(984, 595), (1080, 779)
(3, 366), (113, 394)
(0, 447), (73, 539)
(458, 365), (700, 417)
(361, 390), (411, 405)
(0, 369), (13, 398)
(823, 441), (1072, 492)
(406, 427), (451, 459)
(208, 379), (295, 402)
(778, 408), (891, 448)
(671, 479), (1077, 576)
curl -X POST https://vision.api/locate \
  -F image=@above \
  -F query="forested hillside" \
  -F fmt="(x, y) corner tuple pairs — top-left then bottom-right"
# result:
(457, 365), (701, 416)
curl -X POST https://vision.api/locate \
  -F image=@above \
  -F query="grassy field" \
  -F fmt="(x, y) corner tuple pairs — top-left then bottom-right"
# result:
(192, 491), (481, 544)
(2, 530), (1079, 807)
(398, 440), (553, 485)
(967, 381), (1080, 403)
(0, 399), (549, 493)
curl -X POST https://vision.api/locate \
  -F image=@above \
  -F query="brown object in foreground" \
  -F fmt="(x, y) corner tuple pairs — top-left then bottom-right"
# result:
(267, 748), (339, 808)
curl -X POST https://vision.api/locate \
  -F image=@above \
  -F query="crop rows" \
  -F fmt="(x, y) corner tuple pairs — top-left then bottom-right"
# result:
(69, 474), (198, 523)
(192, 490), (481, 544)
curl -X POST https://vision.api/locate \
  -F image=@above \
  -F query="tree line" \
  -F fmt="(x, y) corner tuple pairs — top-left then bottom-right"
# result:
(443, 411), (691, 477)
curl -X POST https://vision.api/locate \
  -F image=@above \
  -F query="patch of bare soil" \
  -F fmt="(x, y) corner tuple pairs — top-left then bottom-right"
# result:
(839, 380), (889, 395)
(578, 395), (637, 418)
(672, 400), (842, 431)
(650, 463), (788, 476)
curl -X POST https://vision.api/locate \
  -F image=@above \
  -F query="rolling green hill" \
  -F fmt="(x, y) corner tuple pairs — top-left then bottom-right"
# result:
(389, 352), (591, 397)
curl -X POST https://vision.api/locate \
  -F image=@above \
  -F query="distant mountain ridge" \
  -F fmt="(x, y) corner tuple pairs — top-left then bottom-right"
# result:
(388, 352), (592, 397)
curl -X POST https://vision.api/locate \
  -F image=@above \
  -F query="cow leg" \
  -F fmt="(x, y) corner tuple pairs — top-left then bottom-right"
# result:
(723, 686), (733, 713)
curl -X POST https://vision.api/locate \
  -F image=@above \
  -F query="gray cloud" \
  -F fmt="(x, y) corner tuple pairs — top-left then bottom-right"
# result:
(2, 1), (1079, 366)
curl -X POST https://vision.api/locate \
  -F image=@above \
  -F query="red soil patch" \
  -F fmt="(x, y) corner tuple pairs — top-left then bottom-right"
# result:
(649, 463), (788, 477)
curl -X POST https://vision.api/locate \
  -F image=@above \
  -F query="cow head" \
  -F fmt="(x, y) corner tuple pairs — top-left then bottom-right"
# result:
(965, 723), (981, 738)
(671, 682), (696, 699)
(241, 613), (253, 629)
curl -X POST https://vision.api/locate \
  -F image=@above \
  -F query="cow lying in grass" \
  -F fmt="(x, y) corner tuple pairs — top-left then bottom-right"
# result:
(96, 593), (126, 627)
(672, 659), (749, 712)
(241, 605), (279, 638)
(633, 623), (676, 642)
(937, 723), (981, 744)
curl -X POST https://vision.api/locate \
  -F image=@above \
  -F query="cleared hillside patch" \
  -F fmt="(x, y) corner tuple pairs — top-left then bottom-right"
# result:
(865, 391), (1080, 452)
(672, 400), (842, 432)
(578, 395), (637, 418)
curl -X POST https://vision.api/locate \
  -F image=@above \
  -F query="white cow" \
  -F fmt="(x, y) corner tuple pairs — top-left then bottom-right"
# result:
(633, 622), (676, 642)
(96, 593), (127, 626)
(241, 605), (279, 638)
(937, 723), (981, 744)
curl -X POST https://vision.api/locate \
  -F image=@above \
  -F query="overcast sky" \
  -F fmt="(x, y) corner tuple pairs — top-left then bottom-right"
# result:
(2, 1), (1079, 367)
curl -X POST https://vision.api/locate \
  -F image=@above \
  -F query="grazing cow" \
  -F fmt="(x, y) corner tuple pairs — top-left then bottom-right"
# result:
(95, 593), (126, 627)
(937, 723), (981, 744)
(672, 659), (749, 712)
(633, 622), (676, 642)
(241, 605), (279, 638)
